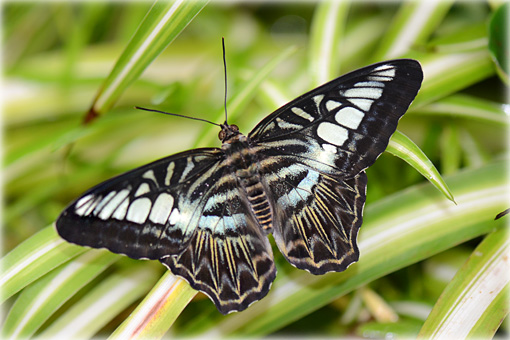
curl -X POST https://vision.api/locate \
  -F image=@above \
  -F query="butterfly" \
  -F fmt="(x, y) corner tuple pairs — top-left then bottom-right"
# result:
(56, 58), (423, 314)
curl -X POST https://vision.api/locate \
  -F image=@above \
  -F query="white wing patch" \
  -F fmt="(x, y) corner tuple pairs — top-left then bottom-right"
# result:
(165, 162), (175, 186)
(75, 194), (94, 216)
(348, 98), (373, 111)
(142, 170), (158, 185)
(291, 107), (314, 122)
(336, 107), (365, 130)
(112, 199), (129, 220)
(373, 65), (396, 77)
(99, 190), (130, 220)
(149, 193), (174, 224)
(326, 100), (342, 111)
(276, 117), (303, 130)
(135, 183), (150, 197)
(317, 122), (349, 146)
(313, 94), (324, 108)
(127, 198), (152, 224)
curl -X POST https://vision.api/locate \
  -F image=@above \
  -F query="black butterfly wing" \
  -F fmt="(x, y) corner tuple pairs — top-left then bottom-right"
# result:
(250, 59), (423, 178)
(57, 149), (223, 259)
(56, 148), (276, 314)
(250, 59), (423, 273)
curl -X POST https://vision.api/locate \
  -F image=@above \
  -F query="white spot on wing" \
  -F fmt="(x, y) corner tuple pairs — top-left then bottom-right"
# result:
(112, 198), (129, 220)
(355, 81), (384, 88)
(75, 194), (94, 216)
(142, 170), (158, 185)
(169, 208), (180, 225)
(317, 122), (349, 146)
(349, 98), (373, 111)
(291, 107), (314, 122)
(278, 170), (319, 208)
(322, 143), (337, 153)
(99, 190), (130, 220)
(149, 193), (174, 224)
(276, 117), (302, 129)
(336, 106), (365, 129)
(84, 197), (101, 216)
(313, 94), (324, 108)
(165, 162), (175, 186)
(326, 100), (342, 111)
(127, 198), (152, 224)
(373, 65), (395, 77)
(135, 183), (150, 197)
(181, 160), (194, 180)
(93, 191), (117, 215)
(344, 87), (383, 100)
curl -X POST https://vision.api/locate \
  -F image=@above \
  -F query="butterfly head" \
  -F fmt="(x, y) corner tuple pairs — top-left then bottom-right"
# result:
(219, 123), (241, 143)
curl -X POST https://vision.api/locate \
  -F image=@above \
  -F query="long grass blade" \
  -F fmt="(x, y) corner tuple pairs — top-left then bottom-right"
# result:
(90, 0), (208, 120)
(417, 227), (509, 339)
(373, 0), (454, 61)
(108, 271), (196, 340)
(388, 130), (455, 203)
(39, 264), (159, 339)
(2, 250), (118, 339)
(0, 225), (85, 304)
(309, 0), (350, 86)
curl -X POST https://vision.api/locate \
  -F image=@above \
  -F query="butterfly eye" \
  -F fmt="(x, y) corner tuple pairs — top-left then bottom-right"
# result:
(231, 124), (239, 132)
(218, 130), (226, 140)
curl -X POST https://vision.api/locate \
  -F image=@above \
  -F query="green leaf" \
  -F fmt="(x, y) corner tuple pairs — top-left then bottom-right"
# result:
(309, 0), (350, 86)
(440, 123), (462, 176)
(90, 0), (209, 117)
(109, 272), (197, 340)
(2, 250), (118, 338)
(417, 227), (509, 339)
(39, 264), (159, 339)
(413, 94), (509, 125)
(415, 50), (495, 106)
(373, 0), (454, 60)
(0, 225), (85, 304)
(488, 2), (509, 83)
(387, 130), (455, 203)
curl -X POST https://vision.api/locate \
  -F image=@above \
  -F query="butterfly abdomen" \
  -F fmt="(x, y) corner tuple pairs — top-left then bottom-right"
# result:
(225, 135), (274, 232)
(242, 175), (273, 232)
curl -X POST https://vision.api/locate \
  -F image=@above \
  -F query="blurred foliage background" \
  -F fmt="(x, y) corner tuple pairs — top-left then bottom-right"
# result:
(2, 1), (508, 339)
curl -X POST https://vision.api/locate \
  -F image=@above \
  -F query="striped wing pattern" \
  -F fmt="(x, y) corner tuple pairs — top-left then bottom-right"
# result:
(56, 59), (423, 314)
(57, 148), (276, 314)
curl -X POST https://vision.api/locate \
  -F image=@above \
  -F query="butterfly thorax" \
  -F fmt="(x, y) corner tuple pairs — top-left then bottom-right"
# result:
(221, 131), (273, 233)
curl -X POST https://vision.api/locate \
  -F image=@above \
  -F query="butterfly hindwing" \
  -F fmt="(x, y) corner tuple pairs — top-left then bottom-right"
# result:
(258, 157), (367, 274)
(160, 170), (276, 314)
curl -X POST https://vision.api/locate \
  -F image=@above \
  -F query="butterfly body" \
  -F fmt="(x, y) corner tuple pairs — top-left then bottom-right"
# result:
(57, 59), (423, 314)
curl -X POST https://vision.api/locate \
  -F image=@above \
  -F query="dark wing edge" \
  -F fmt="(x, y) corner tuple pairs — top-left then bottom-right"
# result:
(56, 148), (222, 261)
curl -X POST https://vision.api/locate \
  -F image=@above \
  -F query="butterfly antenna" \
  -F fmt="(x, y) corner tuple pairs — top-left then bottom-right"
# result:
(222, 37), (228, 125)
(134, 107), (221, 127)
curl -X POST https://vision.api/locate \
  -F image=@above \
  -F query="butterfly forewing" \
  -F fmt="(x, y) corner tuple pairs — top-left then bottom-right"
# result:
(250, 59), (423, 177)
(56, 59), (423, 314)
(57, 148), (224, 259)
